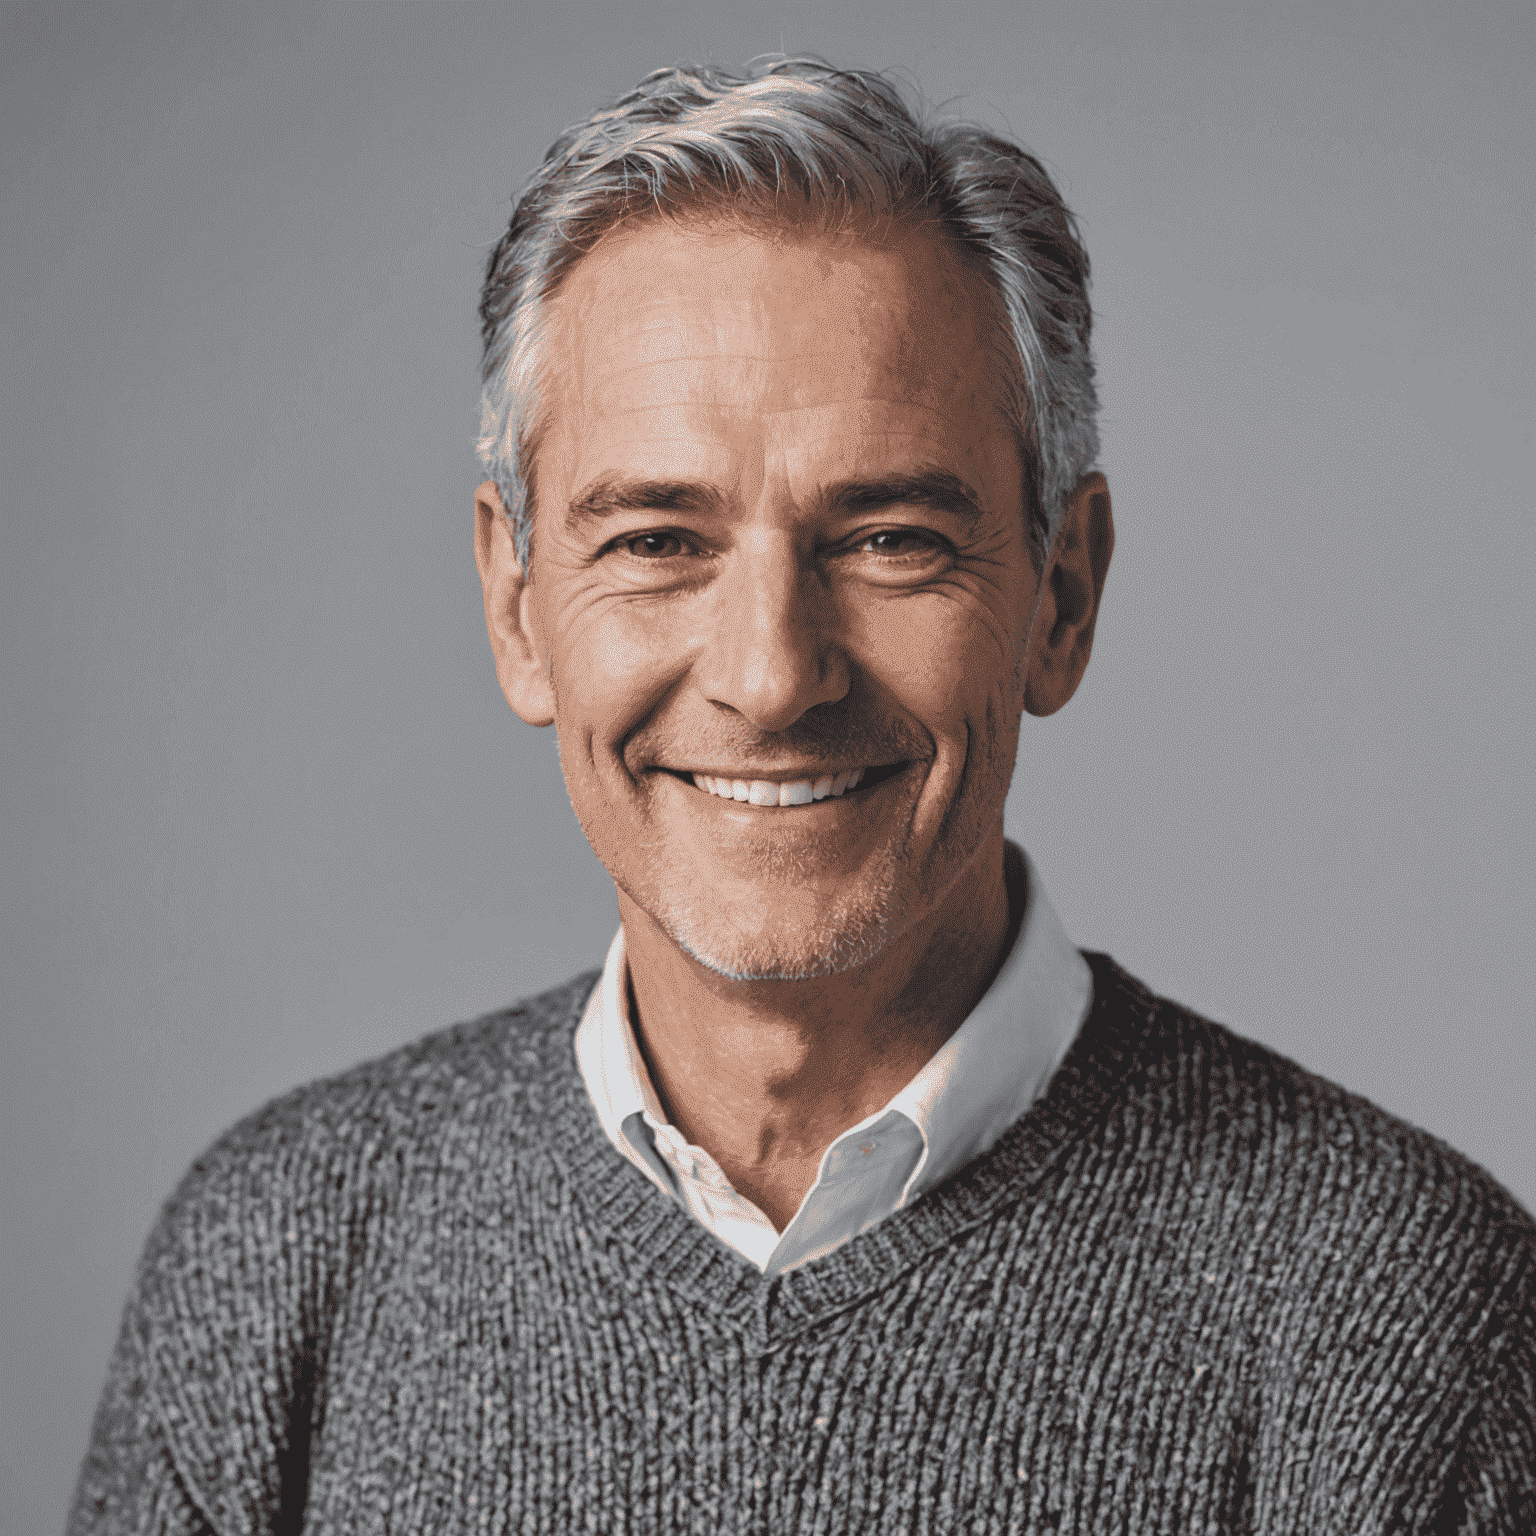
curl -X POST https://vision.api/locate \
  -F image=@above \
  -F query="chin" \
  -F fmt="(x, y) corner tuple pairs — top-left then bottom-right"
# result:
(626, 859), (912, 983)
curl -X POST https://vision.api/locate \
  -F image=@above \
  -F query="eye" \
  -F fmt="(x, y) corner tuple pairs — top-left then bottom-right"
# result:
(859, 528), (942, 557)
(838, 525), (955, 588)
(611, 531), (690, 560)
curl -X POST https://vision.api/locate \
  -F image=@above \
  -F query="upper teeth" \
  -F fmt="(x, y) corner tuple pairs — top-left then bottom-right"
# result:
(690, 768), (866, 806)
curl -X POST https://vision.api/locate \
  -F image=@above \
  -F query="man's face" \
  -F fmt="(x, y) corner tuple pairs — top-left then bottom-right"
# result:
(493, 218), (1053, 980)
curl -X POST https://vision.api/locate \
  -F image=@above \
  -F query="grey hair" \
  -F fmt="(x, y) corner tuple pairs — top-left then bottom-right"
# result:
(478, 58), (1099, 571)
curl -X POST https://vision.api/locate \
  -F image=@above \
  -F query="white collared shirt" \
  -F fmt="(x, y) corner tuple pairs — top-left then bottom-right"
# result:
(574, 846), (1093, 1276)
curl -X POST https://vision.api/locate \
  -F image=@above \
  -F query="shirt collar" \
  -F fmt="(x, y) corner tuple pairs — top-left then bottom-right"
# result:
(574, 923), (666, 1135)
(574, 842), (1092, 1201)
(884, 844), (1090, 1199)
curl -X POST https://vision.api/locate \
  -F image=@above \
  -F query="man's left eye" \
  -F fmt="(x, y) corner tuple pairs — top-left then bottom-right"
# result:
(860, 529), (940, 556)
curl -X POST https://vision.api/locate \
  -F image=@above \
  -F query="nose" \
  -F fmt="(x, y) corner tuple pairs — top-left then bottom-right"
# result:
(693, 530), (850, 732)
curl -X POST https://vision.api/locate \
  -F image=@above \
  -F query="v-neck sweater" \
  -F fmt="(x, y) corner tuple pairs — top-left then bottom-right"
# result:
(70, 955), (1535, 1535)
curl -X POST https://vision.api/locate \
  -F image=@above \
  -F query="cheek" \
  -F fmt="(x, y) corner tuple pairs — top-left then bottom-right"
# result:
(851, 595), (1019, 731)
(543, 590), (692, 756)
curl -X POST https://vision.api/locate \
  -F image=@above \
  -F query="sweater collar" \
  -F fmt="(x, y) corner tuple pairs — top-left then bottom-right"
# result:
(537, 951), (1163, 1356)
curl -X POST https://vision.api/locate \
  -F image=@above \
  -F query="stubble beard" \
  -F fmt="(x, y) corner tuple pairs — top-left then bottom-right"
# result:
(594, 774), (1002, 985)
(635, 836), (913, 983)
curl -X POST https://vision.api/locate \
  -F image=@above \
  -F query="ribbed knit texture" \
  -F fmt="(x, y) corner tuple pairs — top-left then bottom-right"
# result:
(70, 955), (1535, 1535)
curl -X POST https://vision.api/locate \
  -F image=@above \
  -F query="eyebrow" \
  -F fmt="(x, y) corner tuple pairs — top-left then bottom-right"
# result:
(566, 469), (987, 532)
(820, 470), (987, 532)
(565, 477), (728, 529)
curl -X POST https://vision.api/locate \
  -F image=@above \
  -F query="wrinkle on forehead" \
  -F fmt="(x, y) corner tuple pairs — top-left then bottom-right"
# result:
(546, 219), (998, 418)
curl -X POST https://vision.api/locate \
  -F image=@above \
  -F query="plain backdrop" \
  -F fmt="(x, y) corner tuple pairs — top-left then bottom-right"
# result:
(3, 1), (1532, 1529)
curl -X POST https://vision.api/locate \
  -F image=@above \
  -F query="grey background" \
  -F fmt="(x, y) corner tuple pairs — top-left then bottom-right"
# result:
(3, 1), (1531, 1529)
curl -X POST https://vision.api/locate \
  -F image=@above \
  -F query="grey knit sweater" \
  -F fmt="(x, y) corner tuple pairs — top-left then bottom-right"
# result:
(71, 955), (1535, 1534)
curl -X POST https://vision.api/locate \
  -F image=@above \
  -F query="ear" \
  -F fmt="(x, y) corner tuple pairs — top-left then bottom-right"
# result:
(1023, 472), (1114, 717)
(473, 481), (556, 727)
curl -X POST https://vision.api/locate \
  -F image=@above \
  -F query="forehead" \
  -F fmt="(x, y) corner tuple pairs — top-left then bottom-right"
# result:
(536, 217), (1013, 509)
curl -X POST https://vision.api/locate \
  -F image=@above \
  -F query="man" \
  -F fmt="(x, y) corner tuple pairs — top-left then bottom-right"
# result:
(72, 59), (1533, 1535)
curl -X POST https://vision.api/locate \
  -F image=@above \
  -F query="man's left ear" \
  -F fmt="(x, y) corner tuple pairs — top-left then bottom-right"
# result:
(1023, 472), (1114, 717)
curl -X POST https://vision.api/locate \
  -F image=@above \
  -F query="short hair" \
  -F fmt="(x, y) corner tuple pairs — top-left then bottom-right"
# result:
(478, 58), (1099, 571)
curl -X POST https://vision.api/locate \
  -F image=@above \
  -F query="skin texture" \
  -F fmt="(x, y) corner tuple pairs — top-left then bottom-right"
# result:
(475, 217), (1112, 1228)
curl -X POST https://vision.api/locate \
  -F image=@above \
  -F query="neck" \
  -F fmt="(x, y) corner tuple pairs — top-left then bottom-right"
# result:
(617, 826), (1020, 1230)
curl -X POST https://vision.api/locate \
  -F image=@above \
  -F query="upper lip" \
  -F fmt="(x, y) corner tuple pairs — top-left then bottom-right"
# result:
(666, 763), (899, 780)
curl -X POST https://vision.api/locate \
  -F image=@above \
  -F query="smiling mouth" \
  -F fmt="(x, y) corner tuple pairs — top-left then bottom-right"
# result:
(668, 763), (906, 808)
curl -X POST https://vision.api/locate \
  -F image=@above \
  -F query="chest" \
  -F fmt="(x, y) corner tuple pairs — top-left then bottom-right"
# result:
(296, 1208), (1263, 1535)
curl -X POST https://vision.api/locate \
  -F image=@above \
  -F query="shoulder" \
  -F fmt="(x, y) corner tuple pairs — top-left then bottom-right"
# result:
(142, 968), (601, 1292)
(1086, 952), (1534, 1352)
(1081, 956), (1536, 1509)
(82, 970), (601, 1525)
(232, 967), (596, 1146)
(1088, 950), (1532, 1236)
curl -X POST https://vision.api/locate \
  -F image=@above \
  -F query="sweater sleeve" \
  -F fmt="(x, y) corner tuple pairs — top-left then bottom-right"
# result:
(1445, 1278), (1536, 1535)
(67, 1288), (216, 1536)
(66, 1110), (334, 1536)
